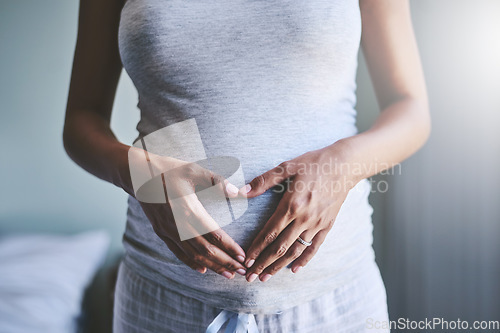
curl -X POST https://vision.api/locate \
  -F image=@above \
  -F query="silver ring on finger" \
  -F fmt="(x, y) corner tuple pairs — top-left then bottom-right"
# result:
(296, 236), (312, 247)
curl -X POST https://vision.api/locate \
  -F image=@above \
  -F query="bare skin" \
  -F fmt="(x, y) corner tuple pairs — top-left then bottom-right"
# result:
(64, 0), (430, 282)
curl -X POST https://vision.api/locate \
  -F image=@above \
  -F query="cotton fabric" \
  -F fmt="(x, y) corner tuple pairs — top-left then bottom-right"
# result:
(115, 0), (389, 330)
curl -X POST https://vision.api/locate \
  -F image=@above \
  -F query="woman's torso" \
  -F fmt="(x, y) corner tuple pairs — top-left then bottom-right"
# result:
(118, 0), (376, 313)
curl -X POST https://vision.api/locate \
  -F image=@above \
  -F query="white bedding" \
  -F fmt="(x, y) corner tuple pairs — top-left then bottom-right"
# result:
(0, 231), (110, 333)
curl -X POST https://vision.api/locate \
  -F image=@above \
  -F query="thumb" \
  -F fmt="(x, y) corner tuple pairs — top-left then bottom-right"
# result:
(240, 162), (293, 198)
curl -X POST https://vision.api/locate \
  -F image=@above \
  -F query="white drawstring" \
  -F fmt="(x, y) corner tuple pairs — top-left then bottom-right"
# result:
(206, 309), (259, 333)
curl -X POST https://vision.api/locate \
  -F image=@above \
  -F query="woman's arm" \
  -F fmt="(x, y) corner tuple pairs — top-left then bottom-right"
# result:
(241, 0), (431, 282)
(63, 0), (132, 194)
(337, 0), (431, 173)
(64, 0), (248, 279)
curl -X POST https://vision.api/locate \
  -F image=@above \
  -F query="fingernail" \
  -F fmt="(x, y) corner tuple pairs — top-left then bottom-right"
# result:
(222, 271), (233, 279)
(226, 183), (239, 195)
(247, 273), (258, 283)
(236, 268), (247, 276)
(196, 268), (206, 274)
(244, 184), (252, 193)
(236, 255), (246, 263)
(260, 274), (272, 282)
(292, 266), (302, 273)
(246, 259), (255, 268)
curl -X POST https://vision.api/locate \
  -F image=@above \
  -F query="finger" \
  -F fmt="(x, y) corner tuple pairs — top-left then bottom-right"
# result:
(170, 193), (247, 276)
(291, 229), (329, 273)
(222, 179), (240, 199)
(205, 228), (246, 263)
(239, 161), (295, 198)
(187, 234), (247, 277)
(162, 237), (207, 274)
(152, 216), (237, 279)
(245, 220), (306, 282)
(197, 167), (240, 199)
(258, 229), (317, 281)
(178, 236), (242, 279)
(244, 194), (297, 269)
(164, 162), (239, 200)
(179, 238), (242, 279)
(186, 198), (246, 262)
(171, 195), (224, 240)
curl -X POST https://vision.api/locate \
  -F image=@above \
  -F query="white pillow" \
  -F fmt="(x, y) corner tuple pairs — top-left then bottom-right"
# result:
(0, 231), (110, 333)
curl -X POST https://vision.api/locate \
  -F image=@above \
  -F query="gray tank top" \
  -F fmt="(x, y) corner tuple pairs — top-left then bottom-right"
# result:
(118, 0), (376, 313)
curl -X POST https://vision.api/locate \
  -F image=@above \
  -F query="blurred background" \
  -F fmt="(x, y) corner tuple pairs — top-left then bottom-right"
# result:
(0, 0), (499, 332)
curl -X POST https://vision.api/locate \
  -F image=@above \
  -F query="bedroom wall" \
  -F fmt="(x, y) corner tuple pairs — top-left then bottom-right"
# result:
(0, 0), (139, 254)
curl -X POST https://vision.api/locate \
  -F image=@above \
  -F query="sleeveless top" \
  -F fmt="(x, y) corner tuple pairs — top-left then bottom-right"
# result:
(118, 0), (376, 314)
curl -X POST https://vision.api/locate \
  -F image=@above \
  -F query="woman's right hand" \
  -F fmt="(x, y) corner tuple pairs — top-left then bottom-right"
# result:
(128, 147), (247, 279)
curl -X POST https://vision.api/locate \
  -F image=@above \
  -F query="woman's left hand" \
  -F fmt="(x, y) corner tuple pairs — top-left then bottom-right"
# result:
(239, 144), (360, 283)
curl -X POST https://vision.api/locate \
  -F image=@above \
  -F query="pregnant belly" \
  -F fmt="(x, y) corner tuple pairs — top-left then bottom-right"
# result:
(221, 188), (284, 249)
(123, 179), (375, 312)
